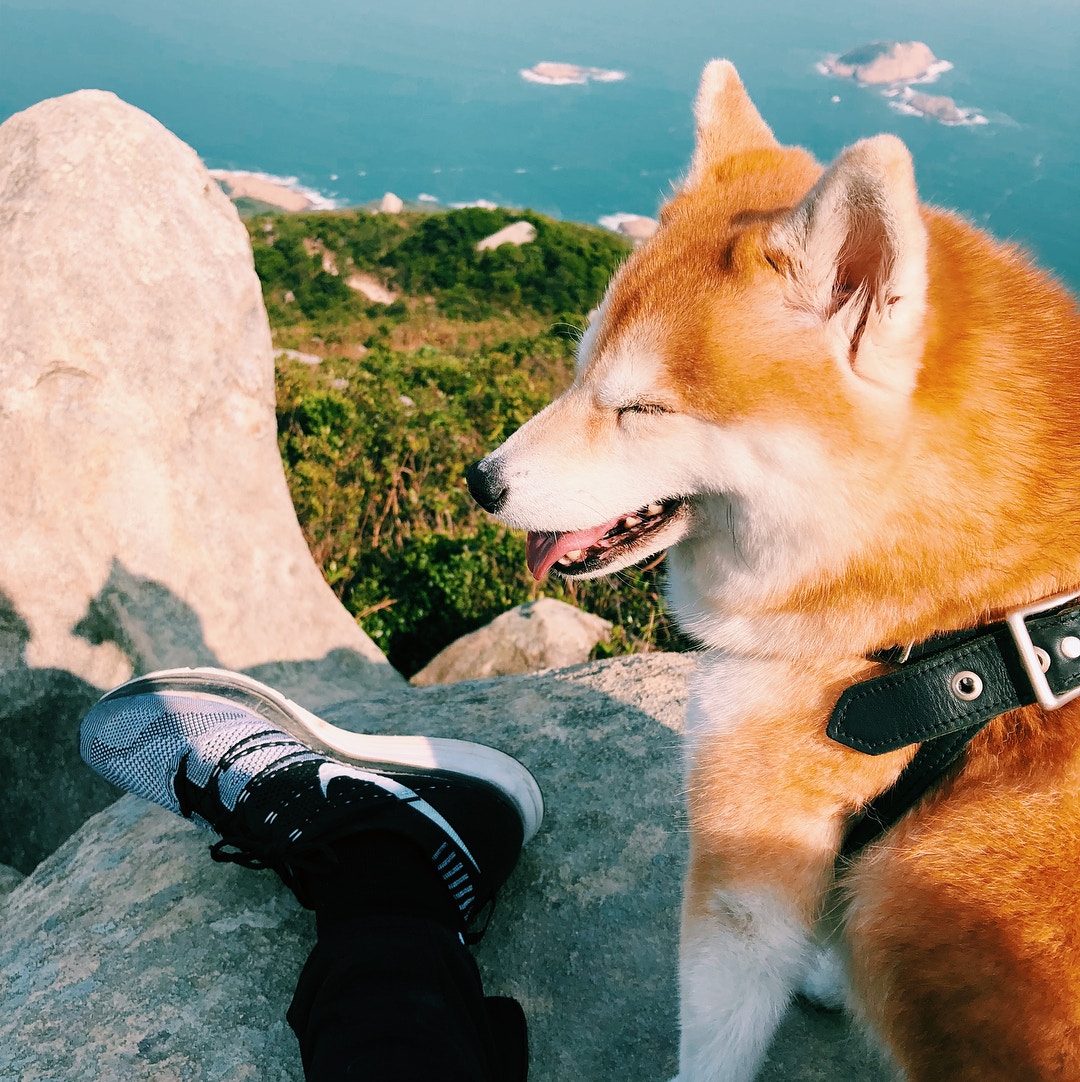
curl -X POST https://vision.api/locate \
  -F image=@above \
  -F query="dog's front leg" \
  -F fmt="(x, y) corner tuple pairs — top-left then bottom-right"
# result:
(675, 854), (824, 1082)
(672, 655), (902, 1082)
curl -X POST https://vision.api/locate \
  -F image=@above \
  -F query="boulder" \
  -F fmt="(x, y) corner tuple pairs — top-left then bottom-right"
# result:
(616, 214), (659, 244)
(0, 656), (895, 1082)
(410, 598), (612, 686)
(0, 795), (313, 1081)
(0, 91), (399, 870)
(347, 271), (399, 304)
(276, 348), (323, 366)
(476, 220), (537, 251)
(379, 191), (404, 214)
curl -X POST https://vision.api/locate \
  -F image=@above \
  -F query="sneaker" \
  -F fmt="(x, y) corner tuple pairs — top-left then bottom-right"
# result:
(80, 667), (544, 929)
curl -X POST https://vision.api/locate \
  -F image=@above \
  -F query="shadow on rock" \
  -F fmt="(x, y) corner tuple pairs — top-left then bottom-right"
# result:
(1, 566), (405, 872)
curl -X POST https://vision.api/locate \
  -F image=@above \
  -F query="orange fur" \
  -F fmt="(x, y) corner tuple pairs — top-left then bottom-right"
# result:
(480, 59), (1080, 1079)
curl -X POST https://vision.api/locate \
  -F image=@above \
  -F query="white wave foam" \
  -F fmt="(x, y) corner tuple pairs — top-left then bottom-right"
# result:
(450, 198), (500, 210)
(598, 213), (658, 244)
(908, 59), (954, 85)
(417, 193), (439, 203)
(598, 212), (641, 231)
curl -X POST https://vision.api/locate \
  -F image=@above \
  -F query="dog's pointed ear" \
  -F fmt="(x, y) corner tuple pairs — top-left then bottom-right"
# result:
(686, 60), (779, 184)
(766, 134), (929, 394)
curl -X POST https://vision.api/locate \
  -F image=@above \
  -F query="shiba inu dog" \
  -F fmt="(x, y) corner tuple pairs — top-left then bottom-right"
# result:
(467, 60), (1080, 1081)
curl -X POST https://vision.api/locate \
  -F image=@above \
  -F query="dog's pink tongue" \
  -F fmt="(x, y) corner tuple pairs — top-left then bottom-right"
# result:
(525, 519), (620, 580)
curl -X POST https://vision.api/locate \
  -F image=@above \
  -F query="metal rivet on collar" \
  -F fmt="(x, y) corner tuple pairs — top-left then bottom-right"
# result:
(1061, 636), (1080, 660)
(950, 671), (983, 701)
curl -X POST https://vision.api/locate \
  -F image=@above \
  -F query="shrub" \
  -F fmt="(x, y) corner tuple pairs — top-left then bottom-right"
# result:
(257, 208), (687, 676)
(383, 208), (629, 317)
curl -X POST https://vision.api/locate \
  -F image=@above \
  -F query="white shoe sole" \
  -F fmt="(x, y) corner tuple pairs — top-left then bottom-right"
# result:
(101, 666), (545, 844)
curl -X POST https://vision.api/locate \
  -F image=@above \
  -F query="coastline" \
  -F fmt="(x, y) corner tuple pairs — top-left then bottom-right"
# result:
(209, 165), (656, 244)
(208, 169), (336, 212)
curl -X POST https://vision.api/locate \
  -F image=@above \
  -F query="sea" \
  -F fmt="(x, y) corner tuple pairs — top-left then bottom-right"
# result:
(2, 0), (1079, 292)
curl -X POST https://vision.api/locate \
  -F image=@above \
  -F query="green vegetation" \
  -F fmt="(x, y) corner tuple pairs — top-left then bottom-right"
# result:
(251, 206), (688, 676)
(384, 207), (628, 319)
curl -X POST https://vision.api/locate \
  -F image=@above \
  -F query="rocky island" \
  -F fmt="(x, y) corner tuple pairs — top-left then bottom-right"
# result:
(818, 40), (950, 86)
(520, 61), (626, 86)
(819, 41), (986, 127)
(891, 89), (988, 127)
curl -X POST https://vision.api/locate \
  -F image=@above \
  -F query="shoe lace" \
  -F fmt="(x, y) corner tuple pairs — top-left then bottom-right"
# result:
(208, 834), (348, 910)
(174, 733), (322, 879)
(175, 736), (495, 925)
(173, 731), (313, 822)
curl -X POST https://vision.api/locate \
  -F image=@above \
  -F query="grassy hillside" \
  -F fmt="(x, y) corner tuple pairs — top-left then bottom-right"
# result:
(249, 206), (689, 675)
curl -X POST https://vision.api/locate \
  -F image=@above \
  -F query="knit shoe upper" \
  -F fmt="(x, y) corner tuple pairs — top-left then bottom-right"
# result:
(80, 668), (543, 929)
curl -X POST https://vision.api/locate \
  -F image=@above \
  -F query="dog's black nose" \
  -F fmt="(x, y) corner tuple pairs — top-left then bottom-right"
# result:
(466, 460), (508, 514)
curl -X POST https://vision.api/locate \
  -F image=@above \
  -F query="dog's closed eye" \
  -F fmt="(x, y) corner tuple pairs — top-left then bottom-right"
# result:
(616, 401), (670, 418)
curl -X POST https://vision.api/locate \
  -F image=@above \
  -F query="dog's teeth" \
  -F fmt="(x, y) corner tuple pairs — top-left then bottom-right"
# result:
(557, 556), (573, 566)
(623, 515), (642, 528)
(645, 502), (663, 516)
(563, 548), (585, 562)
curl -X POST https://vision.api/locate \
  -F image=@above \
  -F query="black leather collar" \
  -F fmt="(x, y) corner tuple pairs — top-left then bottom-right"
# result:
(830, 589), (1080, 857)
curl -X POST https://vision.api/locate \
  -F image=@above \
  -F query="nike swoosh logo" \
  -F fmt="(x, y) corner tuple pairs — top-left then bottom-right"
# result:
(317, 761), (374, 797)
(314, 761), (479, 872)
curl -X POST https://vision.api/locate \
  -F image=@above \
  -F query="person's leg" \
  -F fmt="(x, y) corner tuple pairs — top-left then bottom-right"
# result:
(288, 849), (506, 1079)
(288, 831), (525, 1081)
(80, 667), (542, 1081)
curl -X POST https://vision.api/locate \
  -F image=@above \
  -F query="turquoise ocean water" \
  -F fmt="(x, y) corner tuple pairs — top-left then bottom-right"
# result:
(2, 0), (1078, 291)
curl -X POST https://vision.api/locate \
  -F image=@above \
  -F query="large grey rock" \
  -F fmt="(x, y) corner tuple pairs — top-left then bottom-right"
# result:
(411, 597), (612, 686)
(0, 656), (893, 1081)
(0, 91), (400, 869)
(0, 795), (311, 1081)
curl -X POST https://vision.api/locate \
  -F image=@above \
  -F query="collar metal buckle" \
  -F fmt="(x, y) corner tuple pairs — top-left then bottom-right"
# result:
(1005, 588), (1080, 711)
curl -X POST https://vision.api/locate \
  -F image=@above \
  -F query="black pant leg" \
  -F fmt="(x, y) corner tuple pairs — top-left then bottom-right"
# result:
(287, 912), (511, 1082)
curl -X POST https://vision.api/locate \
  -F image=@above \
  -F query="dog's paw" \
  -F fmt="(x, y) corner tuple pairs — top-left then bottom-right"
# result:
(798, 943), (848, 1011)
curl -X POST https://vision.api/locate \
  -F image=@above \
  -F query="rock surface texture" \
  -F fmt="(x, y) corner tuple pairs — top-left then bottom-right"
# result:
(0, 91), (398, 869)
(1, 90), (897, 1082)
(1, 658), (895, 1082)
(411, 597), (612, 685)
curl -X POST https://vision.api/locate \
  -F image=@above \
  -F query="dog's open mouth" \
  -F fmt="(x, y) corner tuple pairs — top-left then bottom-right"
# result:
(525, 498), (686, 580)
